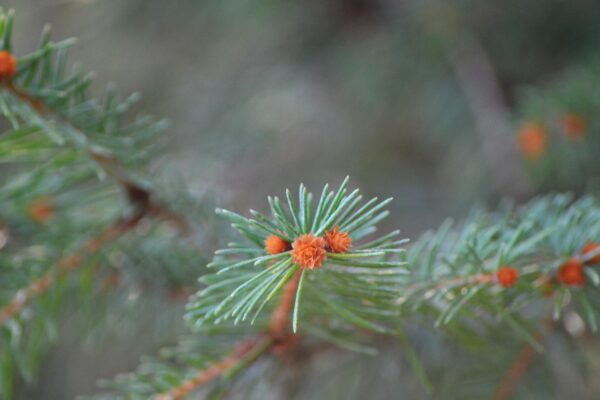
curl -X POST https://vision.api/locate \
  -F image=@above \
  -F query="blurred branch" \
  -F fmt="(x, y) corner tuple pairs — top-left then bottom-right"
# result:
(0, 212), (144, 327)
(420, 2), (530, 196)
(1, 79), (192, 234)
(493, 321), (555, 400)
(446, 33), (530, 196)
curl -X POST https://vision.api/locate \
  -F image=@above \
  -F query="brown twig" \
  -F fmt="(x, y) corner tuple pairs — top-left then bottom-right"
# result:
(2, 80), (45, 112)
(420, 2), (530, 197)
(0, 212), (144, 326)
(493, 320), (556, 400)
(154, 336), (271, 400)
(154, 270), (304, 399)
(493, 337), (540, 400)
(446, 33), (529, 197)
(270, 270), (302, 338)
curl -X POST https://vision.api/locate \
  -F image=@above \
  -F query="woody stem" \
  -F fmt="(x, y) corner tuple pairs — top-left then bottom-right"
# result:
(153, 336), (273, 400)
(154, 269), (303, 399)
(0, 213), (145, 327)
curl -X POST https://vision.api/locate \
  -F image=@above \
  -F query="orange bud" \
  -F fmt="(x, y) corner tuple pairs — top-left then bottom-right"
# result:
(517, 122), (547, 159)
(496, 266), (519, 288)
(291, 234), (326, 269)
(582, 242), (600, 265)
(0, 51), (17, 80)
(557, 258), (585, 286)
(27, 197), (55, 224)
(323, 226), (352, 253)
(560, 113), (586, 139)
(264, 234), (290, 255)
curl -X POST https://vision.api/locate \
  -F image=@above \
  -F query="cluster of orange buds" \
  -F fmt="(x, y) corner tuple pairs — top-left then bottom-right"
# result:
(0, 50), (17, 80)
(264, 226), (352, 269)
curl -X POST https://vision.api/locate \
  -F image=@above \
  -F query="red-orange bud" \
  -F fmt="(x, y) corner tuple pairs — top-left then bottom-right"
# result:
(582, 242), (600, 265)
(517, 122), (547, 160)
(0, 51), (17, 80)
(560, 113), (586, 139)
(27, 197), (55, 224)
(264, 234), (290, 255)
(323, 226), (352, 253)
(291, 234), (326, 269)
(496, 266), (519, 288)
(557, 258), (585, 286)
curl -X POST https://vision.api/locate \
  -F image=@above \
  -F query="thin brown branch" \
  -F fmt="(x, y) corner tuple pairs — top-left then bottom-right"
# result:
(270, 270), (302, 338)
(3, 81), (44, 112)
(493, 338), (540, 400)
(154, 336), (271, 400)
(404, 250), (581, 300)
(419, 2), (530, 197)
(154, 270), (304, 399)
(447, 34), (530, 197)
(0, 212), (145, 327)
(493, 320), (556, 400)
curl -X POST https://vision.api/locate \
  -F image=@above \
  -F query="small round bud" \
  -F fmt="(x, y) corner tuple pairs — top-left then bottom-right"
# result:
(560, 113), (586, 139)
(323, 226), (352, 253)
(557, 258), (585, 286)
(0, 51), (17, 80)
(291, 234), (326, 269)
(27, 197), (55, 224)
(264, 234), (290, 255)
(496, 266), (519, 288)
(582, 242), (600, 265)
(517, 122), (547, 160)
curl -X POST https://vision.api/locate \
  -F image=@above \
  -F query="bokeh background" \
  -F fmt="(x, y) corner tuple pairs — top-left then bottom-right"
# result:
(4, 0), (600, 398)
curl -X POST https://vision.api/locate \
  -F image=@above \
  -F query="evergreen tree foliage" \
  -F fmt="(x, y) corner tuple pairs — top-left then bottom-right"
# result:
(0, 9), (213, 399)
(1, 5), (600, 400)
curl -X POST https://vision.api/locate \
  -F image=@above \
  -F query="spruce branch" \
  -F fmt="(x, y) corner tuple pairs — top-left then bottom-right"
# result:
(188, 177), (406, 333)
(400, 195), (600, 396)
(403, 195), (600, 324)
(0, 9), (189, 233)
(95, 179), (406, 399)
(0, 214), (139, 327)
(0, 9), (212, 398)
(3, 6), (600, 399)
(156, 178), (405, 397)
(0, 197), (191, 329)
(95, 192), (600, 399)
